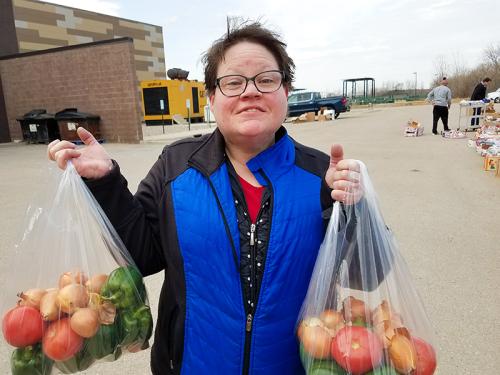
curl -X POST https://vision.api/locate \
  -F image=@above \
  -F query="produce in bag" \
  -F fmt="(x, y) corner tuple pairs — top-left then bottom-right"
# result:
(297, 162), (437, 375)
(1, 162), (153, 374)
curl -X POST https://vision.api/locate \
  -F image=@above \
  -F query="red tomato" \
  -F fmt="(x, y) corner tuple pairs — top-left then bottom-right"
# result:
(2, 305), (43, 347)
(331, 326), (383, 374)
(42, 318), (83, 361)
(413, 337), (437, 375)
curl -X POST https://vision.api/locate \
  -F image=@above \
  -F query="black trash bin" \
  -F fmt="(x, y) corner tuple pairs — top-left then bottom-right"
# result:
(16, 109), (59, 144)
(55, 108), (101, 143)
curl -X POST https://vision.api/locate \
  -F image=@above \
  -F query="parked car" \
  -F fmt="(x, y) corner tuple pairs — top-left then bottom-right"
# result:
(487, 88), (500, 103)
(287, 91), (350, 119)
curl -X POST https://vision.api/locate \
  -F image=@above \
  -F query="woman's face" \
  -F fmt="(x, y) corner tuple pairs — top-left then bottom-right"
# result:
(210, 41), (289, 151)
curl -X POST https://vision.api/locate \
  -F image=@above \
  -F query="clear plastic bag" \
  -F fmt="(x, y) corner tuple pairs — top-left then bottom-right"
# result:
(297, 162), (437, 375)
(1, 162), (153, 375)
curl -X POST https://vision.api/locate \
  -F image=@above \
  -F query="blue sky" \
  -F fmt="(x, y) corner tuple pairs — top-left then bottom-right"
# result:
(45, 0), (498, 93)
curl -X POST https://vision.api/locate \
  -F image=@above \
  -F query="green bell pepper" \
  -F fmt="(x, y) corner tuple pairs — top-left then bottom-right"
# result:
(10, 344), (53, 375)
(300, 344), (346, 375)
(351, 317), (371, 328)
(101, 266), (146, 309)
(119, 304), (153, 348)
(365, 365), (399, 375)
(55, 341), (95, 374)
(308, 360), (347, 375)
(87, 320), (121, 360)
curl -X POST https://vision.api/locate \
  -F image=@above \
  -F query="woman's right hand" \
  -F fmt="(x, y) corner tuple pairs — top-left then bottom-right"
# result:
(47, 127), (113, 179)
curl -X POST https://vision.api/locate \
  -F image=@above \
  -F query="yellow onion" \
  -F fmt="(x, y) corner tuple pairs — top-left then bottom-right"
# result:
(320, 310), (343, 327)
(87, 292), (101, 310)
(57, 284), (89, 314)
(58, 271), (88, 289)
(297, 317), (323, 336)
(389, 333), (417, 373)
(70, 308), (100, 338)
(373, 320), (399, 348)
(40, 289), (60, 321)
(299, 320), (332, 359)
(342, 296), (370, 323)
(371, 300), (404, 327)
(85, 274), (108, 294)
(320, 310), (345, 335)
(17, 288), (47, 310)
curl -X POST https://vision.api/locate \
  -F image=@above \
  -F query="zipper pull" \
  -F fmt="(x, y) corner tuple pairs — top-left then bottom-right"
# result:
(250, 223), (256, 246)
(246, 313), (253, 332)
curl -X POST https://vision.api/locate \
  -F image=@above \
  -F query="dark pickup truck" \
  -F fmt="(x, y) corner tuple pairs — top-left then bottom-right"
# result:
(287, 91), (350, 119)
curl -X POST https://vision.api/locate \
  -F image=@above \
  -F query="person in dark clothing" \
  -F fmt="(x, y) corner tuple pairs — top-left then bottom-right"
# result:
(470, 77), (491, 126)
(47, 20), (364, 374)
(426, 77), (452, 134)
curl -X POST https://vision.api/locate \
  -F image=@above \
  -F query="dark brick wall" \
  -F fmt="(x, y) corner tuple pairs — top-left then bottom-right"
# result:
(0, 74), (11, 143)
(0, 38), (143, 143)
(0, 0), (18, 57)
(0, 0), (18, 142)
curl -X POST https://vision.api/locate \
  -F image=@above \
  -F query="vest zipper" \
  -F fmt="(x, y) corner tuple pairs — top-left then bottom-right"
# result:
(243, 221), (257, 375)
(250, 223), (256, 246)
(242, 171), (273, 375)
(250, 222), (257, 312)
(246, 313), (253, 332)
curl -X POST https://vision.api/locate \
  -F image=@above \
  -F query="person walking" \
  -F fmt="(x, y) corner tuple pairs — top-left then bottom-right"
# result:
(427, 77), (452, 135)
(470, 77), (491, 126)
(47, 20), (366, 374)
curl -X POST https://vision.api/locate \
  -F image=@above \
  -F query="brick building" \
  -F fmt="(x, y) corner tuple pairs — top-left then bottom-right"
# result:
(1, 38), (144, 143)
(0, 0), (166, 143)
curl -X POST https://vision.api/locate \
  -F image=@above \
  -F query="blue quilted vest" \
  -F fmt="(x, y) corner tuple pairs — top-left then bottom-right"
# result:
(171, 134), (325, 374)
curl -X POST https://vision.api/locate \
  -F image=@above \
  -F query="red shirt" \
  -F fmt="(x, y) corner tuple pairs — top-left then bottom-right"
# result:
(238, 176), (264, 223)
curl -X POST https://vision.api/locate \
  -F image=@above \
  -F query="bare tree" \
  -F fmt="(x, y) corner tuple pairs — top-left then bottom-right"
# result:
(483, 43), (500, 72)
(451, 51), (468, 76)
(433, 54), (449, 84)
(404, 79), (414, 91)
(376, 44), (500, 100)
(428, 45), (500, 98)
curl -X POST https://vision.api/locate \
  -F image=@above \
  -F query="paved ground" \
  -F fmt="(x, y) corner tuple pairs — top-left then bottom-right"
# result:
(0, 103), (499, 374)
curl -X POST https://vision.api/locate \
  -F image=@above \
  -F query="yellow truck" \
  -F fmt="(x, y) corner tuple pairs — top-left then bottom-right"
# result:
(141, 79), (207, 125)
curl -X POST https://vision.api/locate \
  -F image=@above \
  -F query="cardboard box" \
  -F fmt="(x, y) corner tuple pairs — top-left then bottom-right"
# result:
(405, 126), (424, 136)
(404, 121), (423, 137)
(484, 156), (500, 171)
(305, 112), (315, 122)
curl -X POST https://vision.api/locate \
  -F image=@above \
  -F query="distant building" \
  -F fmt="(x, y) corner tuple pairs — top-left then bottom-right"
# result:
(0, 0), (166, 81)
(0, 0), (167, 143)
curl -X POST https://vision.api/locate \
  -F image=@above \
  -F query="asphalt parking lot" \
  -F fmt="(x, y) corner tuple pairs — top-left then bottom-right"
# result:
(0, 103), (499, 374)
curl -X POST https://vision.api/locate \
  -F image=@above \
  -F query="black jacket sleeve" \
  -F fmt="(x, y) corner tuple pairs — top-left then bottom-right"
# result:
(84, 157), (168, 277)
(471, 83), (486, 100)
(335, 199), (394, 292)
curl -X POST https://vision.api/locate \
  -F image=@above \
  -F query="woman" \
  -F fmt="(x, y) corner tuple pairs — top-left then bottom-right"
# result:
(48, 21), (360, 375)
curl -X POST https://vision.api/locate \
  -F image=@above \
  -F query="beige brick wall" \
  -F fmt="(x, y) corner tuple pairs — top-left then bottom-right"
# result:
(0, 38), (143, 143)
(12, 0), (166, 81)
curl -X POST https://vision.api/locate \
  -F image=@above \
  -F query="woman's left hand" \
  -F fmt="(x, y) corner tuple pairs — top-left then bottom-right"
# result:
(325, 144), (363, 204)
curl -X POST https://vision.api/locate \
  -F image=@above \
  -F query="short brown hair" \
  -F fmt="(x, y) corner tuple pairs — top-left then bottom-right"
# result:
(483, 77), (492, 82)
(202, 19), (295, 96)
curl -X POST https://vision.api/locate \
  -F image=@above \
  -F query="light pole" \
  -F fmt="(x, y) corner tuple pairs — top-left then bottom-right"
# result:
(413, 72), (417, 98)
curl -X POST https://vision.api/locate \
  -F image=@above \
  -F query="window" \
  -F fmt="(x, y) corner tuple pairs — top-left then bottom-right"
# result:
(143, 87), (169, 115)
(288, 92), (313, 103)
